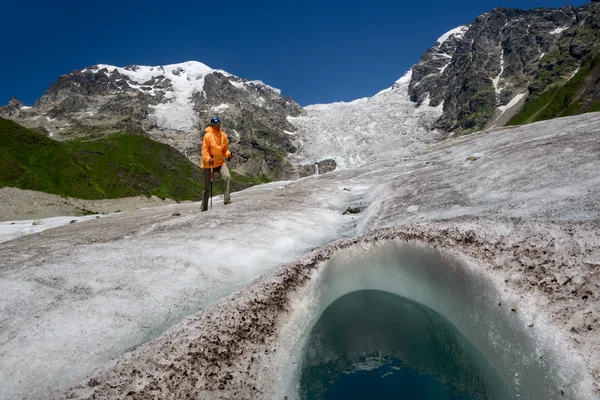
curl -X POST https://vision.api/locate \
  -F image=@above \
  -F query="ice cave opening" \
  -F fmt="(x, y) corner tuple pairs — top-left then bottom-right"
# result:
(299, 289), (510, 399)
(281, 242), (587, 399)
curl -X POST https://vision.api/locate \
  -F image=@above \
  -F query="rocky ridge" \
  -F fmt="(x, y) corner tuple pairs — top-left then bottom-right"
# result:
(409, 2), (600, 133)
(0, 62), (308, 181)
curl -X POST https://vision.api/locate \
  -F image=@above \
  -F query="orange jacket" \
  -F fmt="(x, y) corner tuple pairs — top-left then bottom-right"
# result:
(201, 126), (231, 169)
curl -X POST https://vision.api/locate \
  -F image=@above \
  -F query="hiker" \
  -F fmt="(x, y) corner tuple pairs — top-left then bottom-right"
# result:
(201, 116), (232, 211)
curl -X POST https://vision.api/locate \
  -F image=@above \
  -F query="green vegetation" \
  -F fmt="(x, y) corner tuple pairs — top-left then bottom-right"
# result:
(0, 118), (103, 198)
(230, 170), (270, 186)
(461, 108), (495, 135)
(0, 118), (261, 201)
(508, 53), (600, 125)
(64, 133), (207, 200)
(508, 11), (600, 127)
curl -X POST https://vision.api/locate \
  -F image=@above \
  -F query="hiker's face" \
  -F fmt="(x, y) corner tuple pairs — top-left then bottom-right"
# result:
(212, 123), (221, 130)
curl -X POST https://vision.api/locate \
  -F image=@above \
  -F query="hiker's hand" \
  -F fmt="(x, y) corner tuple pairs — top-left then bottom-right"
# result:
(209, 156), (214, 166)
(227, 153), (232, 161)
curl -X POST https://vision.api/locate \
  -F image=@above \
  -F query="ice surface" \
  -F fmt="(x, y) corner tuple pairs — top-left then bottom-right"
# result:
(1, 113), (599, 399)
(0, 215), (99, 244)
(280, 243), (582, 399)
(288, 72), (442, 169)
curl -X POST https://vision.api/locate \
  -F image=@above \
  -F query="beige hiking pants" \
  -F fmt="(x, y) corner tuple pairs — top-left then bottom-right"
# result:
(201, 164), (231, 211)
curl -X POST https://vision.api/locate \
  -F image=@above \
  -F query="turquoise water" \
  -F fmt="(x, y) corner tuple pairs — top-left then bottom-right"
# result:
(299, 290), (512, 399)
(316, 356), (476, 399)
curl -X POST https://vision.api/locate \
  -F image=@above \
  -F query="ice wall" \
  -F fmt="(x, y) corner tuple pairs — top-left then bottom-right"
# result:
(273, 241), (593, 399)
(57, 230), (598, 400)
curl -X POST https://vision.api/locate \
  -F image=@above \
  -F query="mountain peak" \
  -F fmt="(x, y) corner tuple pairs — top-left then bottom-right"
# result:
(0, 96), (25, 116)
(8, 96), (23, 108)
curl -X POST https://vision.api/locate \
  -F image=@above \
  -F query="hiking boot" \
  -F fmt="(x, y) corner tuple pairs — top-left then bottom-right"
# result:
(224, 199), (232, 205)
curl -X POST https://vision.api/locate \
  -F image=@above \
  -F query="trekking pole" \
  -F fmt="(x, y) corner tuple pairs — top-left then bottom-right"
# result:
(210, 166), (214, 210)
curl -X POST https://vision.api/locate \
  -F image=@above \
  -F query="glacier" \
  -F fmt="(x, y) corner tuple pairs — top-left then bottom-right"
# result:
(0, 110), (598, 399)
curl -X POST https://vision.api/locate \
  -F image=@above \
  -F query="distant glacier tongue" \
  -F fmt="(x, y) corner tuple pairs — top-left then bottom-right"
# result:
(281, 242), (575, 399)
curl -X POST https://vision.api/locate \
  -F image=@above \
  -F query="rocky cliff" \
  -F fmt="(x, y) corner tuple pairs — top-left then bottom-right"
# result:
(409, 1), (600, 133)
(0, 62), (306, 181)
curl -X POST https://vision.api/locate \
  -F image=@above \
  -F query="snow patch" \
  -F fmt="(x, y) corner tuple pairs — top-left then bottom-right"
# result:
(230, 80), (246, 90)
(549, 26), (568, 35)
(395, 70), (412, 86)
(212, 103), (230, 112)
(497, 93), (526, 112)
(492, 48), (505, 95)
(436, 25), (468, 46)
(85, 62), (278, 132)
(569, 67), (580, 80)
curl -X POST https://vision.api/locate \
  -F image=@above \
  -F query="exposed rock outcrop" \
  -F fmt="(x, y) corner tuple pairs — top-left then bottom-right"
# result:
(409, 3), (600, 133)
(1, 63), (305, 181)
(0, 97), (24, 117)
(192, 72), (304, 180)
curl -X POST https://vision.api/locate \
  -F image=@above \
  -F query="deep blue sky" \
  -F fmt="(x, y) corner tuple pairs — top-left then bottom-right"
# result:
(0, 0), (590, 107)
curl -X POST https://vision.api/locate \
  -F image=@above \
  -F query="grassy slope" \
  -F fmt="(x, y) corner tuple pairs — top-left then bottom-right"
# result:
(0, 118), (265, 200)
(0, 118), (104, 198)
(64, 134), (205, 200)
(508, 7), (600, 127)
(508, 53), (600, 125)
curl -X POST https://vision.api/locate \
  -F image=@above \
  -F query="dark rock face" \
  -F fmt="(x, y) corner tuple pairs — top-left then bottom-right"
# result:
(409, 26), (468, 107)
(408, 5), (598, 133)
(317, 159), (337, 174)
(192, 72), (304, 180)
(508, 1), (600, 125)
(33, 67), (165, 122)
(2, 64), (305, 181)
(0, 97), (24, 117)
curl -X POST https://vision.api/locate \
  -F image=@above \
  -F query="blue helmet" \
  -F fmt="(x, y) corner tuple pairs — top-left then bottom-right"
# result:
(210, 116), (221, 124)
